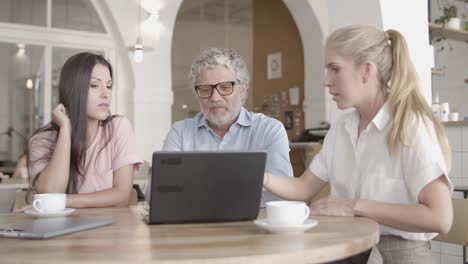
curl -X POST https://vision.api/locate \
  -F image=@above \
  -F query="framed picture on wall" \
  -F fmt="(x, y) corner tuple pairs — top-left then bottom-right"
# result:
(267, 52), (282, 80)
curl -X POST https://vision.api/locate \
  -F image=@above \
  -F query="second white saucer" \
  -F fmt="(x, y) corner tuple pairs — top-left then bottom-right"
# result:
(25, 208), (76, 218)
(254, 218), (318, 234)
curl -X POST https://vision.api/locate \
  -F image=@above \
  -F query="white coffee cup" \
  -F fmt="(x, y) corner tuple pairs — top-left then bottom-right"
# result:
(266, 201), (310, 226)
(32, 193), (66, 213)
(449, 112), (459, 122)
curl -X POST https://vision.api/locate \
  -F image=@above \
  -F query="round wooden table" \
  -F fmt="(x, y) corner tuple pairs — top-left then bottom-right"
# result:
(0, 206), (379, 263)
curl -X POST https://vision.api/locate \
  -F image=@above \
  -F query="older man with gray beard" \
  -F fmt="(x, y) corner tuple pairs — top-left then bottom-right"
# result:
(147, 48), (293, 207)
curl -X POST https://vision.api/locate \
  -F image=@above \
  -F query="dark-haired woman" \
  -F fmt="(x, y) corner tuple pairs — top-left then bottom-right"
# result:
(28, 52), (142, 208)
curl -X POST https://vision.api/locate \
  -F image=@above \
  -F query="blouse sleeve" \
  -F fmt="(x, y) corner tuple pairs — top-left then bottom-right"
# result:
(111, 117), (143, 174)
(28, 131), (57, 179)
(402, 118), (453, 202)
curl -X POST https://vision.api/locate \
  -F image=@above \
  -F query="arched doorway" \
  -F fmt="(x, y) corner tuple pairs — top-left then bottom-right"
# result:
(170, 0), (325, 140)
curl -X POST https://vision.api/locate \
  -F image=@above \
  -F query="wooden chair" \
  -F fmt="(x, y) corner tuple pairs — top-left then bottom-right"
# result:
(434, 198), (468, 264)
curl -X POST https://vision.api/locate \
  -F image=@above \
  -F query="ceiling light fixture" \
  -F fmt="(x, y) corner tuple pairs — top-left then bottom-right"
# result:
(26, 79), (33, 89)
(134, 0), (144, 63)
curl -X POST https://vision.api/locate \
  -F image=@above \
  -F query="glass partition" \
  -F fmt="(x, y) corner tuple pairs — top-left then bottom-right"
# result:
(0, 0), (47, 26)
(0, 42), (44, 161)
(52, 0), (106, 33)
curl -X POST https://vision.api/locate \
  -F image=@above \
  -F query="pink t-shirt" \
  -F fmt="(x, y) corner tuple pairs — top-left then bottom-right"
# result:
(29, 116), (142, 193)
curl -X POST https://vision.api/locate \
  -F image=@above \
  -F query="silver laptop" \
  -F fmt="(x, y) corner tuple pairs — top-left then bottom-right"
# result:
(0, 217), (114, 239)
(148, 151), (266, 224)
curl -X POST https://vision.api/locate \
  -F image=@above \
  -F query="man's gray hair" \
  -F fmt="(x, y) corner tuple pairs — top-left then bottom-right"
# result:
(190, 48), (250, 86)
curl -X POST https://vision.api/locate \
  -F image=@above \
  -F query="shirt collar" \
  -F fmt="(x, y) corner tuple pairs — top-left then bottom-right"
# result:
(344, 101), (390, 136)
(236, 107), (252, 127)
(197, 107), (252, 129)
(371, 101), (391, 131)
(196, 112), (209, 128)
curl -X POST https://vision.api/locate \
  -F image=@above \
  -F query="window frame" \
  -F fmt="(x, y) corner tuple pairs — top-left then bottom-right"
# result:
(0, 0), (117, 127)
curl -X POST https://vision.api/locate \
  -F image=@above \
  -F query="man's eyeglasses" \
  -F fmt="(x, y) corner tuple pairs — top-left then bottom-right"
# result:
(194, 81), (239, 99)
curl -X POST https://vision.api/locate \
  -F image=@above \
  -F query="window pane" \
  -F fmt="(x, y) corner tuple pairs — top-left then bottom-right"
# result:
(0, 0), (47, 26)
(0, 42), (45, 161)
(52, 0), (106, 33)
(51, 48), (105, 108)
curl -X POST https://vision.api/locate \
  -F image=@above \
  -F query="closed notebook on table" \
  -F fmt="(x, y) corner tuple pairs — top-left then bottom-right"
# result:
(0, 217), (114, 239)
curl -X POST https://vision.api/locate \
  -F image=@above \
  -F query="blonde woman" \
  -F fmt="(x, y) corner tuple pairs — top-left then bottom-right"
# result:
(264, 25), (453, 263)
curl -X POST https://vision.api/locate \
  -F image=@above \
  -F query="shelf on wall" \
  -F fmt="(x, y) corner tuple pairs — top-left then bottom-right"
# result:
(429, 22), (468, 43)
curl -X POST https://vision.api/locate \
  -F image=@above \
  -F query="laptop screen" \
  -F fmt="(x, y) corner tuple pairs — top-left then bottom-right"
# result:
(149, 151), (266, 224)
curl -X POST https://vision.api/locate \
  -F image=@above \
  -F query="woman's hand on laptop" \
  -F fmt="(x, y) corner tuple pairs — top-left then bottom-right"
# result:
(309, 196), (357, 217)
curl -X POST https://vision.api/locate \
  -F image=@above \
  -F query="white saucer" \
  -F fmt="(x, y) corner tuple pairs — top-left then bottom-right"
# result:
(254, 218), (318, 234)
(25, 208), (76, 218)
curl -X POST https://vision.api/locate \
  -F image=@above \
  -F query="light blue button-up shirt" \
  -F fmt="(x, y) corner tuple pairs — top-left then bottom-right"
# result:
(147, 107), (293, 207)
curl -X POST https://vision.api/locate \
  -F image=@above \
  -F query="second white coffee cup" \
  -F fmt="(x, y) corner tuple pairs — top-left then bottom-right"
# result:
(449, 112), (459, 122)
(32, 193), (66, 213)
(266, 201), (310, 226)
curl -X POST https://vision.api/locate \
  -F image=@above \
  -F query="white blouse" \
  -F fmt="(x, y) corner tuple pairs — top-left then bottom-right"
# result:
(309, 103), (453, 241)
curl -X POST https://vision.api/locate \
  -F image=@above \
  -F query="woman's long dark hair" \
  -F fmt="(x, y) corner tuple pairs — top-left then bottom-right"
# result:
(28, 52), (115, 197)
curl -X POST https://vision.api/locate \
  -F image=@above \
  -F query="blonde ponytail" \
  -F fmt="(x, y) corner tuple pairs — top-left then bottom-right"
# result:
(386, 29), (451, 172)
